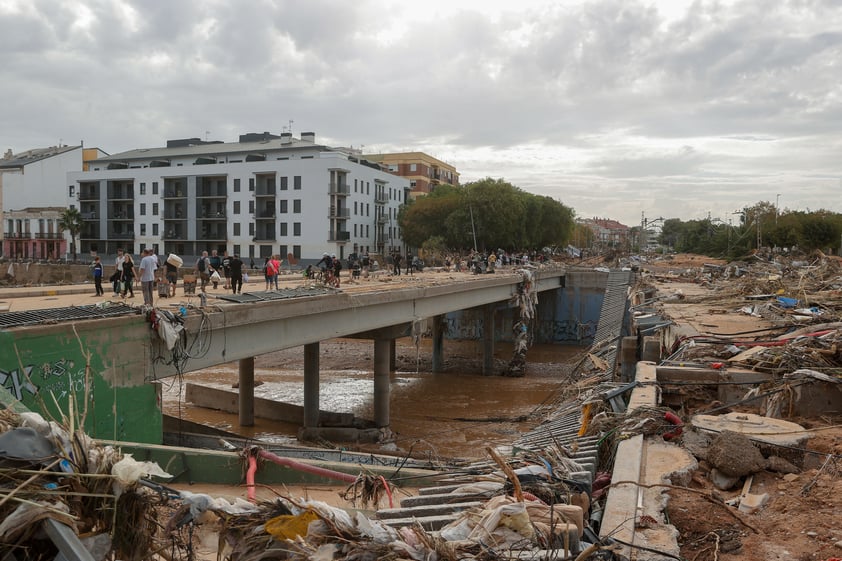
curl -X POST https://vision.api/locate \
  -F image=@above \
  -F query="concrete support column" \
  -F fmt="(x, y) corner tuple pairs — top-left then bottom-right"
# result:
(432, 314), (445, 373)
(303, 342), (320, 429)
(238, 357), (255, 427)
(389, 339), (396, 372)
(483, 305), (495, 376)
(374, 338), (391, 428)
(619, 336), (638, 383)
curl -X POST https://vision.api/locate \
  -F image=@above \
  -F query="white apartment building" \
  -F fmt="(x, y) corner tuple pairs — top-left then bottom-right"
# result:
(67, 132), (409, 263)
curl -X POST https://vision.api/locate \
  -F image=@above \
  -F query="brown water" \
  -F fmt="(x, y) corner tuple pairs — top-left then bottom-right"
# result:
(160, 339), (584, 460)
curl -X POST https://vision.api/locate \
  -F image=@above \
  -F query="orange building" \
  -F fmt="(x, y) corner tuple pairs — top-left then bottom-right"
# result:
(363, 152), (459, 196)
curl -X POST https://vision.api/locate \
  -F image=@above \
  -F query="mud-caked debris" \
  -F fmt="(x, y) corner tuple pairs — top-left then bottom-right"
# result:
(707, 430), (766, 477)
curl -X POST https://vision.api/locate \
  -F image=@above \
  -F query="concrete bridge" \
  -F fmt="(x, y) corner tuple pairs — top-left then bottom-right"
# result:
(0, 267), (607, 444)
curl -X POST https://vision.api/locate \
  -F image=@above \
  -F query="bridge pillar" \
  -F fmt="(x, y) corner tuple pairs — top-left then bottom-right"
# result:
(389, 339), (396, 372)
(432, 314), (445, 373)
(303, 342), (320, 428)
(483, 305), (495, 375)
(238, 357), (255, 427)
(374, 338), (391, 428)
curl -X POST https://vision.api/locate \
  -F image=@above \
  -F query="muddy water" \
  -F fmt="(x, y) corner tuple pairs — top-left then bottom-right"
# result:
(160, 339), (585, 460)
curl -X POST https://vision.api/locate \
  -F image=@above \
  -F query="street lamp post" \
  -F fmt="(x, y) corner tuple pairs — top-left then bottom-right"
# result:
(776, 194), (781, 224)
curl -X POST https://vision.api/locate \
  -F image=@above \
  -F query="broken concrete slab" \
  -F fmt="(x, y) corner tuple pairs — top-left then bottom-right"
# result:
(691, 412), (809, 449)
(707, 430), (766, 478)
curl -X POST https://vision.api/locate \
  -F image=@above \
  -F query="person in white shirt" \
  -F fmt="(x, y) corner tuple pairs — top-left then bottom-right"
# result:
(139, 248), (159, 306)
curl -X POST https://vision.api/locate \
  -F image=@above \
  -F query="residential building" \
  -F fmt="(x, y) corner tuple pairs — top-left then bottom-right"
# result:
(581, 217), (631, 250)
(68, 132), (409, 263)
(1, 145), (107, 259)
(363, 151), (459, 196)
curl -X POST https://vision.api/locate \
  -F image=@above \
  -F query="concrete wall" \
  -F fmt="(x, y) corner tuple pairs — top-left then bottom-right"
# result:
(444, 270), (607, 344)
(0, 315), (162, 443)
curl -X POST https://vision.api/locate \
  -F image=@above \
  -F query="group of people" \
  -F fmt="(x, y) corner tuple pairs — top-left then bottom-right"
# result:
(196, 250), (246, 294)
(94, 248), (160, 306)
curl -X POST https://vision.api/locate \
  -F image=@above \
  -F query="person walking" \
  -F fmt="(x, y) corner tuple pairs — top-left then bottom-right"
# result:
(91, 256), (104, 296)
(229, 254), (244, 294)
(139, 248), (158, 306)
(263, 257), (273, 290)
(195, 251), (212, 291)
(112, 248), (125, 295)
(120, 253), (136, 298)
(165, 258), (178, 297)
(393, 253), (402, 276)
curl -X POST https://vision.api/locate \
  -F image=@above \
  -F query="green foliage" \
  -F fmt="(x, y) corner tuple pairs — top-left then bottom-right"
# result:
(657, 203), (842, 258)
(398, 178), (576, 251)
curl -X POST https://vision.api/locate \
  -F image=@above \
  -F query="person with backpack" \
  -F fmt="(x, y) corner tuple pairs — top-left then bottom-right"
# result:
(196, 251), (212, 291)
(263, 256), (274, 290)
(332, 254), (342, 287)
(91, 256), (104, 296)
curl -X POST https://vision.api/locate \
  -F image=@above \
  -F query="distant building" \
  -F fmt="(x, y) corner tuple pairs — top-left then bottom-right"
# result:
(363, 152), (459, 196)
(68, 132), (409, 262)
(581, 217), (631, 249)
(1, 145), (107, 259)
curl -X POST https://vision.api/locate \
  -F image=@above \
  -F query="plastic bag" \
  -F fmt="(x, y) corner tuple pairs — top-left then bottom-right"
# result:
(210, 271), (221, 282)
(243, 273), (249, 283)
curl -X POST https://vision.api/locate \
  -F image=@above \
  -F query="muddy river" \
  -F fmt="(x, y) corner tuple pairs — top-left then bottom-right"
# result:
(160, 338), (585, 460)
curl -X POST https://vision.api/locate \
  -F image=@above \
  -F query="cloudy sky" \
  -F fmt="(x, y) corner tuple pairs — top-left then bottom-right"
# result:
(2, 0), (841, 227)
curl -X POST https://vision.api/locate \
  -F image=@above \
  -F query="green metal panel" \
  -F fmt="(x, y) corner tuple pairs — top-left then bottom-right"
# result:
(0, 322), (162, 443)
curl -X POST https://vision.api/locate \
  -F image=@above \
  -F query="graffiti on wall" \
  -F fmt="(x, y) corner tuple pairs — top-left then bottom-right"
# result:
(0, 358), (87, 402)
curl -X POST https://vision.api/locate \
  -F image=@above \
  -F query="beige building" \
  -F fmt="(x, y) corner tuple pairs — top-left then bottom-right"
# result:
(363, 152), (459, 196)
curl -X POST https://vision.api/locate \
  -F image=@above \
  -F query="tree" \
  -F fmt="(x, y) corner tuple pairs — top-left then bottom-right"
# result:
(58, 207), (84, 261)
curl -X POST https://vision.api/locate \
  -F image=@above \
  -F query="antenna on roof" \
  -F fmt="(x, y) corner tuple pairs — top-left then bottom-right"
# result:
(205, 131), (210, 141)
(282, 120), (294, 135)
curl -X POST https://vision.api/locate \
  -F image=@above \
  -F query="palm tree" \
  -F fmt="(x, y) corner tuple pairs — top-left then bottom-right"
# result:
(58, 207), (84, 262)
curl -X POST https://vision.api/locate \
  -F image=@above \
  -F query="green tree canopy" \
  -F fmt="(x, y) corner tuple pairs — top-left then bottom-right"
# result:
(398, 178), (576, 252)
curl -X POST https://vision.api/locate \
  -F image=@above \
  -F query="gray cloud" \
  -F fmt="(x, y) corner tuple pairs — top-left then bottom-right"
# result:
(2, 0), (842, 226)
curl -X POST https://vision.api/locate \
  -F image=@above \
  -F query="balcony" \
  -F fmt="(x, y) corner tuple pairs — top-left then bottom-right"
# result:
(35, 232), (62, 239)
(329, 183), (350, 196)
(377, 215), (389, 224)
(4, 232), (31, 239)
(163, 229), (187, 241)
(198, 226), (227, 241)
(108, 231), (135, 240)
(79, 189), (100, 201)
(328, 230), (350, 242)
(375, 193), (389, 204)
(256, 211), (276, 220)
(163, 190), (187, 199)
(329, 207), (350, 219)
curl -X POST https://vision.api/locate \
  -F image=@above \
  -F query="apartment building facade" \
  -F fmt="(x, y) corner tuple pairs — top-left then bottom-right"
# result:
(363, 151), (459, 196)
(67, 132), (408, 262)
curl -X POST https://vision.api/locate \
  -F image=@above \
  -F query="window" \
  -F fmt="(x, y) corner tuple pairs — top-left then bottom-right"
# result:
(249, 223), (254, 236)
(366, 203), (370, 217)
(140, 224), (147, 235)
(410, 163), (417, 172)
(388, 164), (398, 172)
(234, 244), (241, 255)
(280, 244), (288, 258)
(234, 201), (241, 214)
(354, 179), (358, 193)
(249, 178), (255, 191)
(248, 200), (254, 214)
(280, 176), (288, 190)
(366, 224), (369, 237)
(293, 245), (301, 259)
(234, 223), (241, 236)
(152, 203), (159, 216)
(354, 224), (357, 236)
(354, 201), (357, 215)
(68, 185), (75, 197)
(293, 222), (301, 236)
(280, 223), (288, 236)
(293, 199), (301, 213)
(293, 176), (301, 190)
(152, 223), (159, 236)
(367, 182), (370, 195)
(152, 181), (158, 195)
(280, 200), (288, 213)
(234, 178), (241, 192)
(140, 182), (146, 195)
(140, 203), (146, 216)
